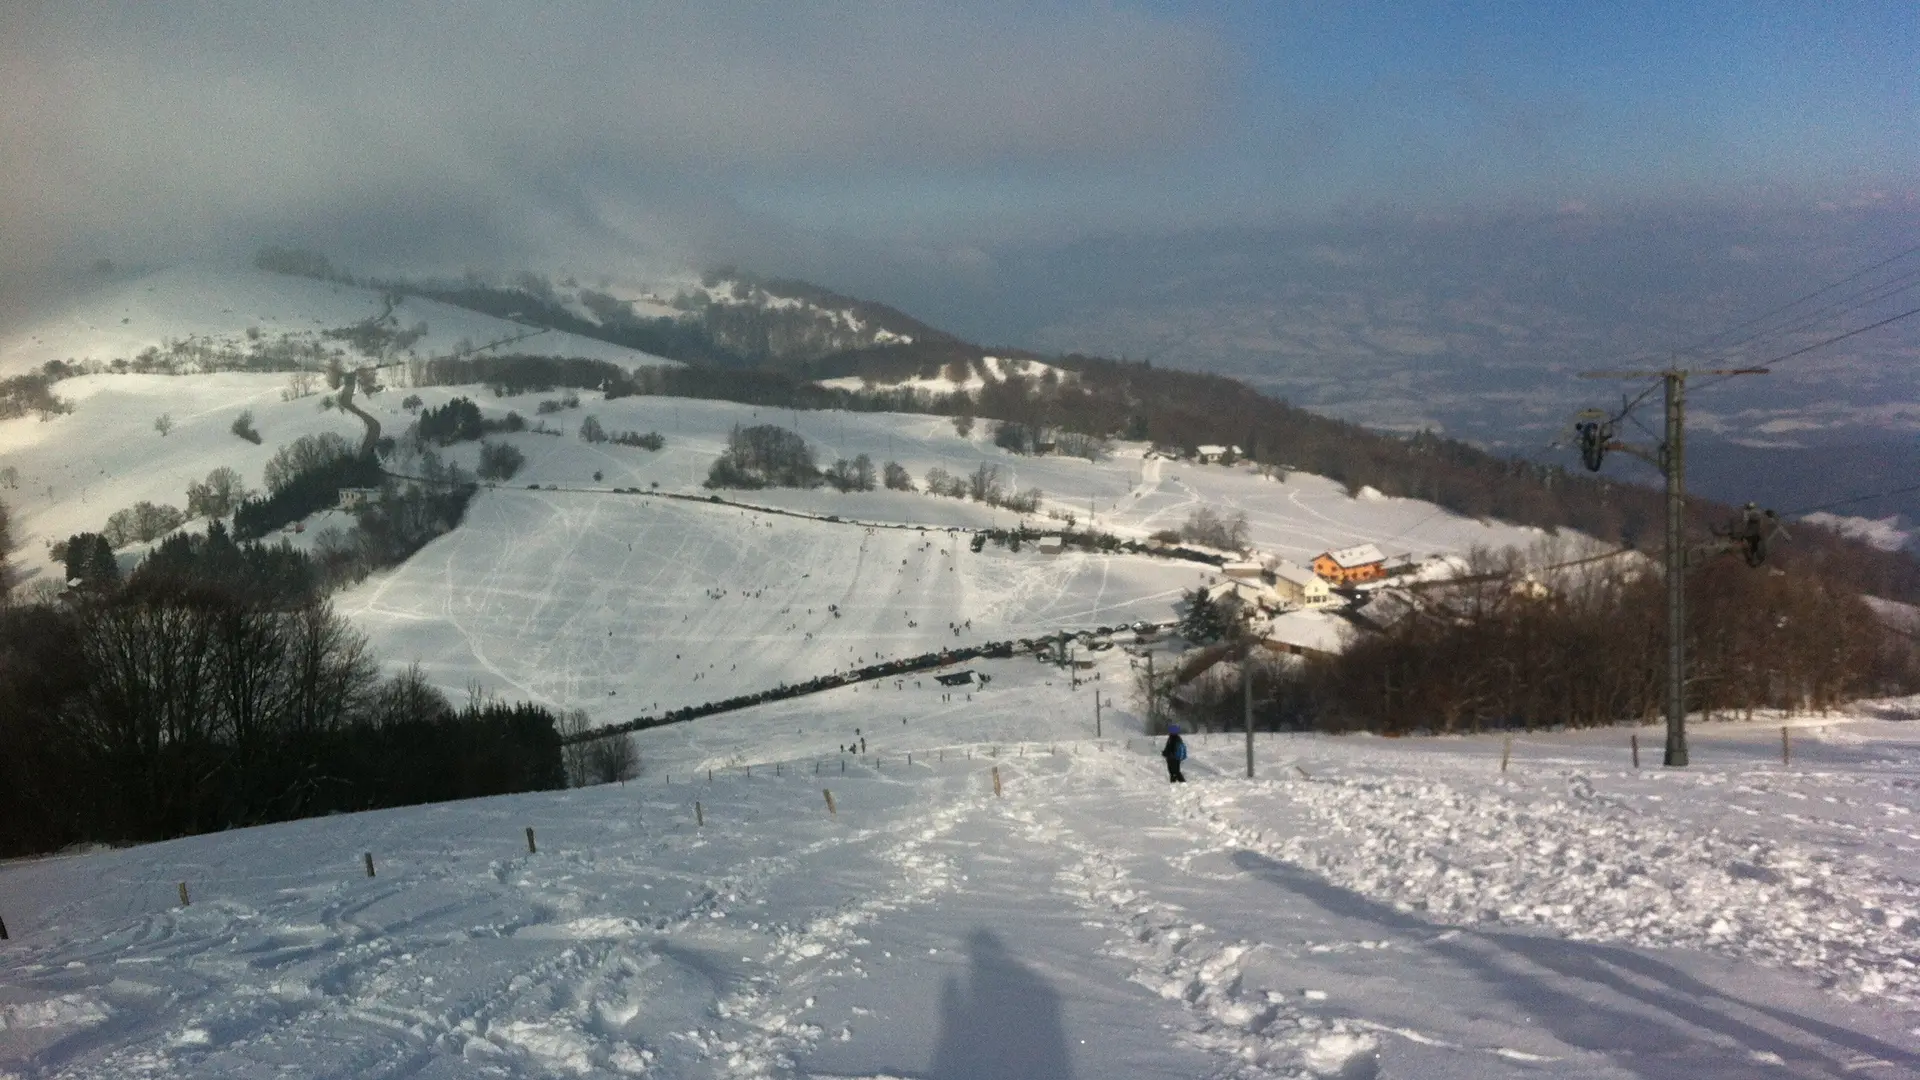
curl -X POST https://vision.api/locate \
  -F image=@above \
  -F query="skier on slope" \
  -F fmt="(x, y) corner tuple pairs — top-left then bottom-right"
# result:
(1162, 724), (1187, 784)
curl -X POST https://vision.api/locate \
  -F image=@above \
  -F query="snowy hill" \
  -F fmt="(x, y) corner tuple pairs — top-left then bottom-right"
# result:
(0, 264), (677, 378)
(3, 655), (1916, 1076)
(2, 346), (1551, 722)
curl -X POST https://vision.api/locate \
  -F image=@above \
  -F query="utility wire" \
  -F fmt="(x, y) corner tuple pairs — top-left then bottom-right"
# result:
(1695, 301), (1920, 393)
(1777, 480), (1920, 521)
(1678, 238), (1920, 357)
(1688, 266), (1920, 367)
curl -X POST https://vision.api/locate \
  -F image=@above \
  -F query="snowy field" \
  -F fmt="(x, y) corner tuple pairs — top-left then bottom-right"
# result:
(3, 649), (1917, 1078)
(0, 265), (672, 378)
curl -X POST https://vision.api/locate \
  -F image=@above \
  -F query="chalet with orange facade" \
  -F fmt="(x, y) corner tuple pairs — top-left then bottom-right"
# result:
(1311, 543), (1387, 585)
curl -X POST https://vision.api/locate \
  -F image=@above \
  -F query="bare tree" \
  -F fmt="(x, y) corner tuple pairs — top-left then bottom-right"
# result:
(586, 733), (638, 784)
(557, 709), (595, 787)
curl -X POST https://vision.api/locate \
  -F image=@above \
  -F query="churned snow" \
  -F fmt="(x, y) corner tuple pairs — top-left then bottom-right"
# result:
(3, 657), (1917, 1077)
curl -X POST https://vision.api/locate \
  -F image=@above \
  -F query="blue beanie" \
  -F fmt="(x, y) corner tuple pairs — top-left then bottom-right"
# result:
(1168, 724), (1180, 734)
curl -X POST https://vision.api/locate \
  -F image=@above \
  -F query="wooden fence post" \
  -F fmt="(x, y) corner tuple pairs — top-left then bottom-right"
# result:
(525, 827), (537, 854)
(823, 789), (836, 815)
(992, 766), (1002, 798)
(1631, 734), (1640, 769)
(695, 801), (704, 827)
(363, 852), (375, 878)
(1500, 736), (1512, 774)
(178, 882), (190, 907)
(1782, 726), (1791, 766)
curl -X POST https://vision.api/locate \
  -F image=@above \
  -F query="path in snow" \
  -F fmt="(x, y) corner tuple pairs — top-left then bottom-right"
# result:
(6, 699), (1916, 1078)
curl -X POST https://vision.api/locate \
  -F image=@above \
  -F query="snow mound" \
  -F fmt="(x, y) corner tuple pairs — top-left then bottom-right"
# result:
(1303, 1031), (1380, 1078)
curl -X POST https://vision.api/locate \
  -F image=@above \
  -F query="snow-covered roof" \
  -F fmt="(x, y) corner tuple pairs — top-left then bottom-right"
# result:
(1320, 543), (1386, 568)
(1270, 560), (1326, 589)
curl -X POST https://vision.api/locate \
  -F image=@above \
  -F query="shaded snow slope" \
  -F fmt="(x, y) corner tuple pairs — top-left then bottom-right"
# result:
(0, 264), (675, 377)
(3, 657), (1915, 1078)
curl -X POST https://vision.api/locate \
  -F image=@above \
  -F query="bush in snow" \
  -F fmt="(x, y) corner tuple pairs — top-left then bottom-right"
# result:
(476, 440), (526, 482)
(1181, 506), (1250, 551)
(883, 460), (913, 491)
(579, 415), (607, 443)
(610, 430), (664, 451)
(230, 409), (262, 444)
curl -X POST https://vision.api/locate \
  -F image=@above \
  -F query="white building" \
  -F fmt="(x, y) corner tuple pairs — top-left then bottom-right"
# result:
(1270, 560), (1334, 609)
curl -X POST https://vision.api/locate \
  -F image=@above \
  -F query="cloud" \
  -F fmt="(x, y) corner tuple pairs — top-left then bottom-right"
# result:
(0, 2), (1227, 290)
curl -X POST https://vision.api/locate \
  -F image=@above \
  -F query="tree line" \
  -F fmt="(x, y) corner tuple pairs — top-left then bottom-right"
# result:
(0, 526), (563, 858)
(1163, 546), (1920, 735)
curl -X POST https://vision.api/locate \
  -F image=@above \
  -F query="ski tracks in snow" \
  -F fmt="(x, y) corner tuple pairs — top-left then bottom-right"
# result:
(2, 777), (990, 1080)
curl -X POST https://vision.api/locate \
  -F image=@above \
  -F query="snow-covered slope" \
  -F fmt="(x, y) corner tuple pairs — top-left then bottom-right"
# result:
(3, 658), (1915, 1077)
(1, 367), (1553, 719)
(0, 265), (676, 377)
(325, 389), (1550, 720)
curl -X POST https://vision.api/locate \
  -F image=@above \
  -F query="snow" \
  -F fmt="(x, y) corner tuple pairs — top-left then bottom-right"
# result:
(1804, 512), (1913, 553)
(1321, 543), (1386, 569)
(817, 355), (1068, 394)
(4, 662), (1917, 1077)
(0, 264), (676, 377)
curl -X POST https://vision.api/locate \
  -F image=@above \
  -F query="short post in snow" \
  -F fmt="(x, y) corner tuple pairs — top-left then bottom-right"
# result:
(1782, 726), (1791, 766)
(1243, 649), (1255, 779)
(1500, 736), (1512, 774)
(1631, 734), (1640, 769)
(363, 852), (376, 878)
(0, 914), (8, 940)
(1095, 690), (1103, 738)
(992, 766), (1002, 798)
(525, 827), (537, 854)
(695, 801), (704, 827)
(823, 789), (836, 815)
(178, 882), (190, 907)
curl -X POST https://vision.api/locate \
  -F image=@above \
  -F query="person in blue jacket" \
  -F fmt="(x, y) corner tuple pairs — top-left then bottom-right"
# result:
(1162, 724), (1187, 783)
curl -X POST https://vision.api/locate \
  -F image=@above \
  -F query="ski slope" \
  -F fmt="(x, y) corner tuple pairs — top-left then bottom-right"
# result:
(2, 364), (1555, 722)
(4, 649), (1916, 1078)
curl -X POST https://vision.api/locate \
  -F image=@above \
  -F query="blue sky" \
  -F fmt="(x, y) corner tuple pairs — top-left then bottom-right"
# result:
(739, 2), (1918, 245)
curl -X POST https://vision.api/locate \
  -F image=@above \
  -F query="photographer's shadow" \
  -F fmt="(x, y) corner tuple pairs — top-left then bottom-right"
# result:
(930, 928), (1076, 1080)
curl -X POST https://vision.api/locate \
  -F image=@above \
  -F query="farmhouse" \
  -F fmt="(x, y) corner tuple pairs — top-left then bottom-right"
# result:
(1195, 444), (1242, 464)
(1312, 543), (1387, 585)
(1270, 560), (1335, 609)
